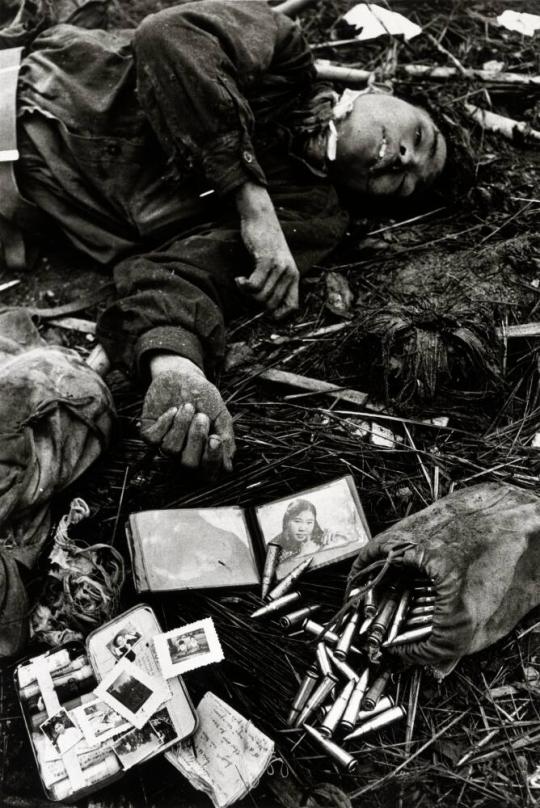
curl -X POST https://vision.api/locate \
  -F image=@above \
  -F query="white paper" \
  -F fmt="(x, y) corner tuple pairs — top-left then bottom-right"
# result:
(168, 693), (274, 808)
(497, 10), (540, 36)
(343, 4), (422, 41)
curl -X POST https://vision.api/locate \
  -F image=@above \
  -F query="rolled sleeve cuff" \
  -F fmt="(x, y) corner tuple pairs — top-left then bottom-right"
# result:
(135, 326), (205, 381)
(201, 131), (267, 196)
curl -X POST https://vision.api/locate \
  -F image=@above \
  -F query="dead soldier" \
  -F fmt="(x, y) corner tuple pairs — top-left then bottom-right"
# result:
(7, 0), (447, 474)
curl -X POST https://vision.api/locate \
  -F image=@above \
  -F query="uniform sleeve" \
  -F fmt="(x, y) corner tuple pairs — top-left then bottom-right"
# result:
(95, 183), (349, 382)
(133, 0), (315, 196)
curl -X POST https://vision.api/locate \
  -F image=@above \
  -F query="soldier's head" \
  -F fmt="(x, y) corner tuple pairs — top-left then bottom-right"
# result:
(331, 92), (447, 198)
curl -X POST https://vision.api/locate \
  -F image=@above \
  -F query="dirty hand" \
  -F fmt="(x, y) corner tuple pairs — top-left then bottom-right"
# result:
(235, 182), (299, 320)
(140, 354), (236, 475)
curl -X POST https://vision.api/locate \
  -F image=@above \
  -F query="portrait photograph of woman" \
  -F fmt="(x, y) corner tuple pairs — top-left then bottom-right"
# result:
(255, 476), (370, 578)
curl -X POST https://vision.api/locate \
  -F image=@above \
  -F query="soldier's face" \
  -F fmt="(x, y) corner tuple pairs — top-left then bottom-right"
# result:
(334, 94), (447, 197)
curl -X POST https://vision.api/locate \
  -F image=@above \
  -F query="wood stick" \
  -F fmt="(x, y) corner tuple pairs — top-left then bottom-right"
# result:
(259, 367), (369, 407)
(403, 64), (540, 87)
(496, 322), (540, 339)
(314, 60), (540, 88)
(315, 61), (372, 85)
(464, 103), (540, 143)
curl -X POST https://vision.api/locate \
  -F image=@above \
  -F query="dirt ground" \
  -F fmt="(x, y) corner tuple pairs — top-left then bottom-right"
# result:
(1, 1), (540, 807)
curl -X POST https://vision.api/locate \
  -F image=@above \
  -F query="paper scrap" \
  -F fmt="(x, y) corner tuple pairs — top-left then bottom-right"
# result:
(497, 10), (540, 36)
(168, 692), (274, 808)
(342, 3), (422, 41)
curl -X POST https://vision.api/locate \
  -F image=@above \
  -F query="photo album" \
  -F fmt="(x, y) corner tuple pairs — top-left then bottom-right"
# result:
(126, 475), (371, 591)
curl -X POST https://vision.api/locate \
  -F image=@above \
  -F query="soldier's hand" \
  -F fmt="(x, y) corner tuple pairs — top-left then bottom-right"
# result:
(140, 355), (236, 475)
(235, 182), (299, 320)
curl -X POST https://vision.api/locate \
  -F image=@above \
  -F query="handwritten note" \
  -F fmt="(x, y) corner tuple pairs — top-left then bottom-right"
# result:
(168, 692), (274, 808)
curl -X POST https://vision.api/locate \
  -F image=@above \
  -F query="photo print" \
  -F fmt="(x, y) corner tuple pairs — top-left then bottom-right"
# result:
(106, 623), (142, 662)
(95, 658), (170, 729)
(71, 697), (131, 745)
(154, 618), (224, 678)
(113, 723), (162, 770)
(150, 707), (180, 747)
(255, 476), (371, 578)
(40, 708), (83, 755)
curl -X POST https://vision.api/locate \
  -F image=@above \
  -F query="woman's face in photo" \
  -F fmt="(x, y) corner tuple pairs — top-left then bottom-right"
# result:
(289, 510), (316, 543)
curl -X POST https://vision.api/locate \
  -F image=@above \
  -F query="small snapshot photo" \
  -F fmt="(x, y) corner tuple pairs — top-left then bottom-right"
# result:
(154, 618), (224, 678)
(40, 708), (83, 755)
(72, 698), (131, 745)
(95, 658), (169, 730)
(150, 707), (179, 747)
(255, 475), (371, 578)
(106, 622), (142, 662)
(113, 723), (161, 770)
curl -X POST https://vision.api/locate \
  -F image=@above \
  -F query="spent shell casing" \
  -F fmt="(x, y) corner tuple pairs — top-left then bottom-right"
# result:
(303, 725), (359, 773)
(339, 669), (369, 731)
(335, 611), (360, 660)
(251, 591), (301, 619)
(413, 596), (435, 605)
(344, 705), (405, 741)
(288, 666), (319, 726)
(362, 669), (391, 711)
(295, 674), (337, 727)
(383, 626), (432, 647)
(267, 557), (313, 601)
(326, 647), (358, 681)
(386, 589), (410, 643)
(354, 695), (394, 725)
(319, 679), (356, 737)
(412, 585), (434, 594)
(409, 605), (434, 617)
(279, 603), (321, 630)
(405, 615), (433, 628)
(261, 542), (281, 600)
(316, 643), (332, 677)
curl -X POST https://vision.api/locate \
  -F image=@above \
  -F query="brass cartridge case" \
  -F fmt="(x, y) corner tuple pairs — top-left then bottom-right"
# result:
(279, 604), (321, 630)
(316, 643), (332, 677)
(319, 679), (356, 737)
(362, 669), (391, 711)
(409, 605), (434, 617)
(303, 620), (362, 655)
(344, 706), (405, 741)
(339, 669), (369, 731)
(287, 665), (319, 726)
(354, 695), (394, 724)
(366, 588), (399, 649)
(326, 647), (358, 681)
(364, 587), (377, 617)
(261, 542), (281, 600)
(267, 557), (312, 601)
(412, 596), (435, 606)
(251, 591), (301, 619)
(303, 619), (340, 644)
(386, 589), (410, 643)
(295, 674), (338, 727)
(335, 611), (359, 660)
(303, 725), (359, 773)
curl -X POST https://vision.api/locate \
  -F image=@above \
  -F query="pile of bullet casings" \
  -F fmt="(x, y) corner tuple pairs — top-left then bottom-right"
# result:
(252, 543), (435, 774)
